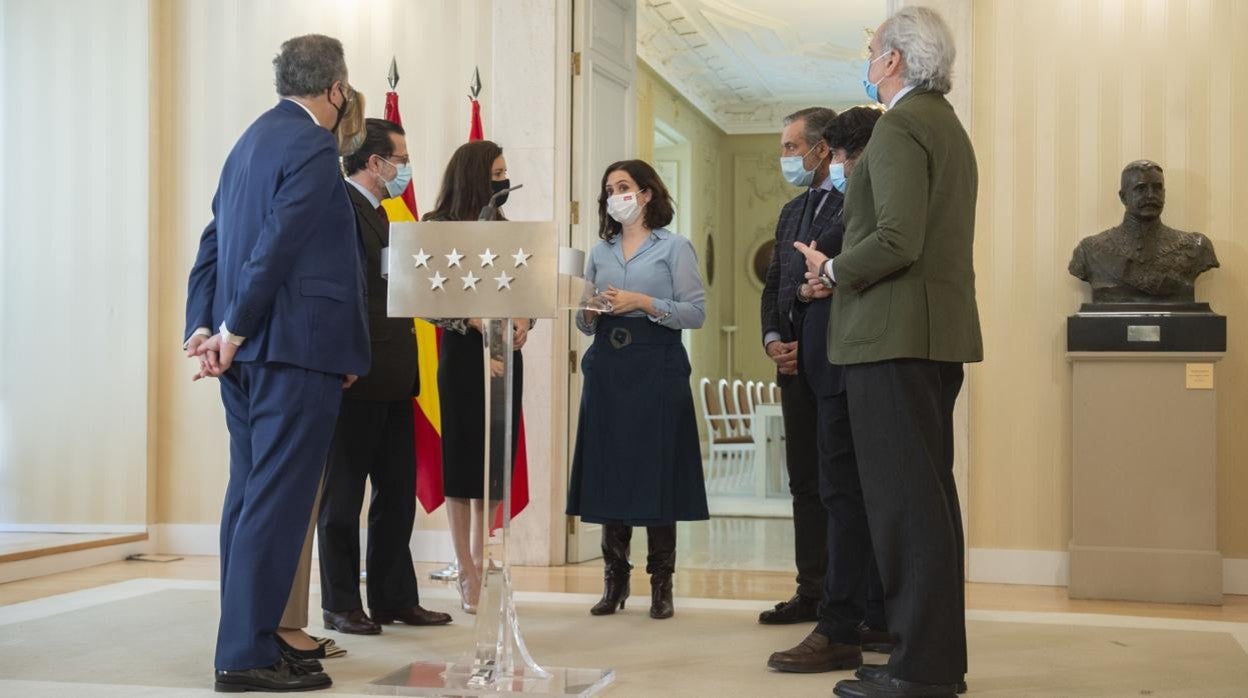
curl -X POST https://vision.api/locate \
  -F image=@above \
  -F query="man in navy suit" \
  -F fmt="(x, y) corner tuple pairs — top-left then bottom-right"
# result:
(184, 34), (369, 693)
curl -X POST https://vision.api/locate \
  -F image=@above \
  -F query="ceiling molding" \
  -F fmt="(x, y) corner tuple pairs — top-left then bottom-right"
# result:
(637, 0), (887, 135)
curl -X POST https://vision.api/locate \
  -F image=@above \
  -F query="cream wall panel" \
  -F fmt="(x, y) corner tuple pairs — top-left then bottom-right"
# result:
(724, 140), (804, 386)
(153, 0), (493, 525)
(969, 0), (1248, 557)
(0, 0), (151, 526)
(635, 63), (725, 387)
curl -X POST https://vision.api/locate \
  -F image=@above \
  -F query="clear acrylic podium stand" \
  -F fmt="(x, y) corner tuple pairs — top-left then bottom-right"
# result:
(374, 221), (613, 697)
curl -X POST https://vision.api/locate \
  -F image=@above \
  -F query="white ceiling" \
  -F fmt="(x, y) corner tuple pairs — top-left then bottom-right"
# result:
(637, 0), (889, 135)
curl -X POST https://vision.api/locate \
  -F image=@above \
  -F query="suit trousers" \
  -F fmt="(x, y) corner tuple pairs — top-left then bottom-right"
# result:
(317, 398), (420, 613)
(777, 363), (827, 601)
(813, 388), (886, 642)
(844, 359), (966, 685)
(279, 473), (326, 629)
(215, 362), (343, 671)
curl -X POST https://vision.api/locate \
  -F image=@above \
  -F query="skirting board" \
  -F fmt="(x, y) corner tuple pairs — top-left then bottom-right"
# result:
(0, 536), (151, 585)
(970, 548), (1248, 595)
(151, 524), (456, 564)
(0, 523), (147, 534)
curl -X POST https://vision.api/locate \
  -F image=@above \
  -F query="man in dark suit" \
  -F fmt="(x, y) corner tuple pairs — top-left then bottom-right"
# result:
(184, 34), (369, 693)
(758, 106), (839, 625)
(317, 118), (452, 635)
(797, 8), (982, 697)
(767, 107), (890, 674)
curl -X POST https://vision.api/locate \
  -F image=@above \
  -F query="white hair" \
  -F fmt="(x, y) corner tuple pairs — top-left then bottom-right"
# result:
(877, 6), (956, 94)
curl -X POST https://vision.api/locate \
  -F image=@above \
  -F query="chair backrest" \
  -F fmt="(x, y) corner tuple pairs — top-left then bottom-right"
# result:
(752, 380), (765, 405)
(699, 377), (722, 441)
(716, 379), (736, 436)
(732, 379), (751, 434)
(768, 381), (780, 403)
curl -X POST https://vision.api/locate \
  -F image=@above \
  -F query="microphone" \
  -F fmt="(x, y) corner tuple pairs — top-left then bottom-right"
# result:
(477, 183), (524, 221)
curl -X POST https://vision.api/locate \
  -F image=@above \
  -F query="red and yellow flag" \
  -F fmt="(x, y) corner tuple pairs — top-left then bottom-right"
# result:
(383, 87), (445, 514)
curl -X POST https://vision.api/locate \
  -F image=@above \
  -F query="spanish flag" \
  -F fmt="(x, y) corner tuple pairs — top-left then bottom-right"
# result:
(381, 86), (446, 514)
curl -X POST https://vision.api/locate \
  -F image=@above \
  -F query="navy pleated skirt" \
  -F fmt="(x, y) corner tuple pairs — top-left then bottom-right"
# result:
(566, 316), (709, 526)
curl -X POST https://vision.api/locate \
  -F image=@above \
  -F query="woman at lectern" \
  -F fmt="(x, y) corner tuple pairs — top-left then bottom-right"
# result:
(426, 140), (529, 614)
(566, 159), (709, 620)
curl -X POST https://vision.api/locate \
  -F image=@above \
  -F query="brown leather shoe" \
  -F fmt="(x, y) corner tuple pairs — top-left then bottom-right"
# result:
(322, 608), (381, 635)
(767, 631), (863, 673)
(371, 605), (453, 626)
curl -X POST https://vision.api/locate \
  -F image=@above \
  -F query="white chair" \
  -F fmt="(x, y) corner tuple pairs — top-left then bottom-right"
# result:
(699, 378), (753, 495)
(752, 380), (766, 406)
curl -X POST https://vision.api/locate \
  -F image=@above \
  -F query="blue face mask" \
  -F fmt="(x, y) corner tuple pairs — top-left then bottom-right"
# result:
(780, 145), (824, 187)
(862, 50), (890, 103)
(379, 158), (412, 198)
(828, 162), (847, 193)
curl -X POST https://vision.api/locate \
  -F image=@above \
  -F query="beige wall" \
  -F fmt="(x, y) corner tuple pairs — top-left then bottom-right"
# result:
(635, 62), (725, 389)
(152, 0), (492, 528)
(0, 0), (151, 527)
(968, 0), (1248, 558)
(635, 62), (800, 389)
(721, 134), (804, 385)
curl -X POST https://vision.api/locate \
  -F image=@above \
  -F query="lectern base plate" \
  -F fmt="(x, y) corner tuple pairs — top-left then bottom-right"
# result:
(369, 662), (615, 697)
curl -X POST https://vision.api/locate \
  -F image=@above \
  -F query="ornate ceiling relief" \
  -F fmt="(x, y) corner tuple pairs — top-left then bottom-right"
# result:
(638, 0), (888, 134)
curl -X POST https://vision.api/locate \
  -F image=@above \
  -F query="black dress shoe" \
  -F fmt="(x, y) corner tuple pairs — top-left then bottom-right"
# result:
(214, 659), (332, 693)
(855, 665), (967, 694)
(323, 608), (381, 635)
(277, 645), (322, 674)
(371, 605), (453, 626)
(858, 623), (898, 654)
(275, 633), (333, 661)
(758, 594), (819, 624)
(834, 673), (961, 697)
(767, 631), (863, 673)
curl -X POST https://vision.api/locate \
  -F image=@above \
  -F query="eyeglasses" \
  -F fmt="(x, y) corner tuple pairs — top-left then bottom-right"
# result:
(380, 155), (410, 167)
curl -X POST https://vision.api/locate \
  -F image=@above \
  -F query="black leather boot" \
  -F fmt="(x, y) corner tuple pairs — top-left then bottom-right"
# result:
(591, 524), (632, 615)
(646, 525), (676, 619)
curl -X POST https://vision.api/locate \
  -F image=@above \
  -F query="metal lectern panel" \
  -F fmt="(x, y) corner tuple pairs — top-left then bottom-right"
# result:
(387, 221), (558, 320)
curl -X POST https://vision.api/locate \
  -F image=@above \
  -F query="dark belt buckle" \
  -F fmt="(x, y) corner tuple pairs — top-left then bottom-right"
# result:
(609, 327), (632, 349)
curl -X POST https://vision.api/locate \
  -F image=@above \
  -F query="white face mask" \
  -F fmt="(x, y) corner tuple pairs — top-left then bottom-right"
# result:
(606, 192), (643, 225)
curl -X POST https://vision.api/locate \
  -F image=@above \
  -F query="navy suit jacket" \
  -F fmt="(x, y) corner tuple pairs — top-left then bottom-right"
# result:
(184, 100), (370, 377)
(760, 187), (844, 345)
(801, 200), (847, 397)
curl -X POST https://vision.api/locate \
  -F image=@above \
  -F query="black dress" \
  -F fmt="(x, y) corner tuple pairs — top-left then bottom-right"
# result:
(437, 325), (523, 500)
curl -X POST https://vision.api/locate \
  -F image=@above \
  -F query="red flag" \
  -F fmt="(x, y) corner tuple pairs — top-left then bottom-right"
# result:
(383, 91), (419, 219)
(383, 86), (442, 513)
(468, 97), (484, 142)
(468, 88), (530, 528)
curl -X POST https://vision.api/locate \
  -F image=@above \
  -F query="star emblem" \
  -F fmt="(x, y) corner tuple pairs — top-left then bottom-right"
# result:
(494, 271), (514, 290)
(461, 271), (480, 291)
(412, 249), (431, 268)
(428, 271), (447, 291)
(445, 248), (464, 268)
(512, 248), (532, 268)
(478, 248), (498, 267)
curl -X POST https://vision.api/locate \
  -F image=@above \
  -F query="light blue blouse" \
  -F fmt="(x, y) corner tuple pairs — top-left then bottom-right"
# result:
(576, 228), (706, 335)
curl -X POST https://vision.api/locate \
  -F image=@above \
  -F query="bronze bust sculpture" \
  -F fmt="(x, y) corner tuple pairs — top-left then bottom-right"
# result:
(1068, 160), (1219, 303)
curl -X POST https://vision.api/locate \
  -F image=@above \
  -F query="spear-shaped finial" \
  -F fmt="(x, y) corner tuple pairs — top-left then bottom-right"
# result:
(387, 57), (399, 90)
(469, 66), (482, 100)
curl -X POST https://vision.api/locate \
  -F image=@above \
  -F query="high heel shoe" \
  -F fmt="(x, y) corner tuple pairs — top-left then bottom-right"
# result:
(590, 572), (630, 615)
(456, 577), (478, 615)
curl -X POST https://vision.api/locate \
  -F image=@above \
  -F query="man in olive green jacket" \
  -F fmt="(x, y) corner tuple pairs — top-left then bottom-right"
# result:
(797, 7), (981, 698)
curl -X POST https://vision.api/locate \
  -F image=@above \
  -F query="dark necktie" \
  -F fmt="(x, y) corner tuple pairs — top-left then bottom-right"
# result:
(797, 189), (821, 243)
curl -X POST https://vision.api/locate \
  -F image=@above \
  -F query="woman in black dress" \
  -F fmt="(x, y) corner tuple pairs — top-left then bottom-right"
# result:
(425, 140), (528, 612)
